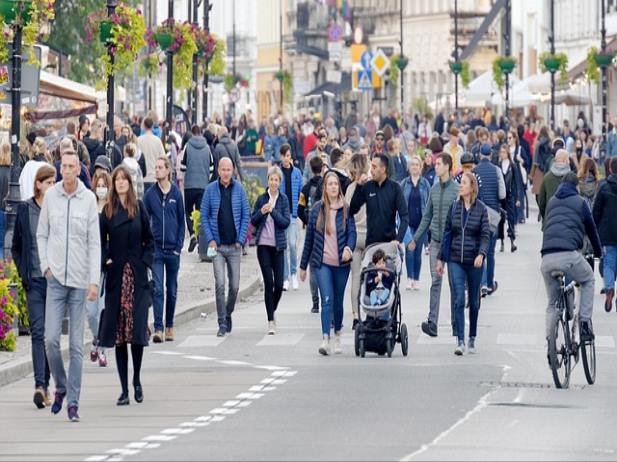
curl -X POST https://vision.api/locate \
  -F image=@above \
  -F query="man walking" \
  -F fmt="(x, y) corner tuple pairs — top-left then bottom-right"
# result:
(408, 153), (459, 337)
(37, 148), (101, 422)
(201, 157), (250, 337)
(137, 117), (166, 193)
(181, 124), (212, 252)
(144, 157), (185, 343)
(213, 127), (244, 181)
(279, 144), (304, 291)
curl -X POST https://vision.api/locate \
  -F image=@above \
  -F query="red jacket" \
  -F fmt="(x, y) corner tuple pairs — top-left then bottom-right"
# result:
(303, 132), (318, 159)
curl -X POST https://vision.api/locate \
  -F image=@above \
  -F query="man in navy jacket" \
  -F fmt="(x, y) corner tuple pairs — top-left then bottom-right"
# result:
(143, 157), (185, 343)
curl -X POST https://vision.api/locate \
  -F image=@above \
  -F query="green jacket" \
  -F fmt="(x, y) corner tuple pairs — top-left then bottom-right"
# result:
(538, 170), (566, 222)
(413, 177), (459, 243)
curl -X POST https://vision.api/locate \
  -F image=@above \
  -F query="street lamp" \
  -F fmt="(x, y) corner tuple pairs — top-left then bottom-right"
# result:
(504, 0), (511, 126)
(279, 0), (283, 111)
(191, 0), (199, 125)
(104, 0), (118, 160)
(549, 0), (555, 131)
(600, 0), (610, 155)
(166, 0), (174, 136)
(202, 0), (212, 123)
(453, 0), (459, 113)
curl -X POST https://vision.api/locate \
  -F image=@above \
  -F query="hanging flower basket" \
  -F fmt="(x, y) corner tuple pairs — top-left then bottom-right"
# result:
(450, 61), (463, 74)
(154, 32), (173, 50)
(0, 0), (32, 24)
(593, 52), (614, 68)
(543, 58), (560, 73)
(539, 52), (569, 83)
(498, 57), (515, 74)
(85, 4), (147, 90)
(274, 70), (285, 82)
(396, 55), (409, 71)
(492, 56), (516, 89)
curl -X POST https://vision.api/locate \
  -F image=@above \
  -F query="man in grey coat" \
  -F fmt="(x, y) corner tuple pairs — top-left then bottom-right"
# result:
(213, 127), (244, 181)
(37, 148), (101, 422)
(182, 124), (213, 252)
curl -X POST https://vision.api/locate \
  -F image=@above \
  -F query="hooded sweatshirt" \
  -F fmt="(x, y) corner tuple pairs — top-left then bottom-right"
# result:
(592, 175), (617, 246)
(183, 135), (212, 190)
(538, 162), (570, 221)
(123, 157), (144, 199)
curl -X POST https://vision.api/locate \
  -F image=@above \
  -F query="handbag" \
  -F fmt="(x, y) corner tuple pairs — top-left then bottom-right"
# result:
(486, 205), (501, 234)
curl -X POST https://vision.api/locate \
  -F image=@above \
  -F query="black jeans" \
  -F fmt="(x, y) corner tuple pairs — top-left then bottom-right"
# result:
(184, 188), (204, 237)
(257, 245), (284, 322)
(26, 277), (50, 389)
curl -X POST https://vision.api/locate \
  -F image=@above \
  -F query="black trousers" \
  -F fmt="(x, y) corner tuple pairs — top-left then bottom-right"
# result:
(257, 245), (284, 322)
(184, 188), (204, 237)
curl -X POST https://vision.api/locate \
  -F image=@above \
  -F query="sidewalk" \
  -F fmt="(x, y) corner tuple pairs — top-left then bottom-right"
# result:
(0, 246), (262, 388)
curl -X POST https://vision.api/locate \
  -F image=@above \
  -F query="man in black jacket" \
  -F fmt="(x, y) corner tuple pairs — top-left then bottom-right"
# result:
(592, 157), (617, 312)
(541, 172), (602, 341)
(350, 153), (409, 247)
(315, 148), (351, 201)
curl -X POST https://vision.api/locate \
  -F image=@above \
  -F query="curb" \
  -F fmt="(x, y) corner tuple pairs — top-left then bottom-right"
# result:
(0, 274), (262, 389)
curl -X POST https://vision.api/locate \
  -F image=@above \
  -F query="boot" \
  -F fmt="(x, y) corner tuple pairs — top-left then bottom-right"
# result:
(510, 238), (517, 253)
(499, 240), (505, 253)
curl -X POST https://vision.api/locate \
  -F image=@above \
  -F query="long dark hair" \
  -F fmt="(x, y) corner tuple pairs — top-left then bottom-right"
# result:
(104, 165), (138, 220)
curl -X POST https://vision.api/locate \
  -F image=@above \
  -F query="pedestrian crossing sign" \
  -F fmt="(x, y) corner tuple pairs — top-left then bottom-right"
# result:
(357, 70), (372, 91)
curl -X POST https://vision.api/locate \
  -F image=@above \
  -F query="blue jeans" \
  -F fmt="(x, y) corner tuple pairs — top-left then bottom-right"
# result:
(449, 262), (483, 343)
(152, 249), (181, 331)
(213, 245), (241, 328)
(405, 227), (424, 280)
(604, 246), (617, 291)
(481, 232), (498, 289)
(315, 264), (350, 336)
(44, 276), (86, 407)
(26, 277), (50, 390)
(283, 218), (298, 281)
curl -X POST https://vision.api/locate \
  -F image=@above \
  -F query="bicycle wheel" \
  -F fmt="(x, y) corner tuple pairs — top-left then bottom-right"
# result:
(580, 337), (596, 385)
(547, 310), (571, 389)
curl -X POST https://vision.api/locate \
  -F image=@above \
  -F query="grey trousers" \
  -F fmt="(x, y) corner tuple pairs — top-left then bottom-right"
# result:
(350, 245), (366, 319)
(213, 245), (241, 327)
(44, 276), (86, 407)
(428, 241), (456, 333)
(541, 251), (595, 339)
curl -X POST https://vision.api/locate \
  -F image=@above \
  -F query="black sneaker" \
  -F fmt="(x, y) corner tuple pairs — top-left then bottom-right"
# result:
(216, 326), (226, 337)
(605, 288), (614, 313)
(311, 305), (319, 314)
(580, 320), (595, 342)
(225, 316), (232, 333)
(487, 281), (499, 296)
(67, 405), (80, 422)
(188, 235), (197, 253)
(352, 319), (359, 330)
(481, 286), (488, 298)
(51, 391), (65, 415)
(421, 321), (438, 337)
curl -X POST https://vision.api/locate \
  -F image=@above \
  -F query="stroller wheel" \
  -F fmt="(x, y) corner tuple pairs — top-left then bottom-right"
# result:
(354, 323), (361, 357)
(386, 335), (394, 358)
(400, 323), (409, 357)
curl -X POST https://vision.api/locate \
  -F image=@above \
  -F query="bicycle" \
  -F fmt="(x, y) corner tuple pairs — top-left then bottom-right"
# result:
(547, 271), (596, 389)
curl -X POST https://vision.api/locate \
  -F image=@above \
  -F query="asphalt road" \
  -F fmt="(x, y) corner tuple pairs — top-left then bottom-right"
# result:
(1, 214), (617, 462)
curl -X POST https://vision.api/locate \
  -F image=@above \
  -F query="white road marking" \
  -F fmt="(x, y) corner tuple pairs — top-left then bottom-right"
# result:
(416, 336), (457, 345)
(223, 400), (241, 407)
(84, 457), (108, 462)
(181, 422), (210, 427)
(178, 335), (227, 347)
(124, 442), (148, 449)
(183, 355), (216, 361)
(272, 370), (297, 377)
(195, 416), (212, 422)
(219, 360), (252, 366)
(254, 365), (288, 371)
(151, 351), (183, 355)
(106, 449), (140, 456)
(256, 333), (304, 346)
(142, 435), (177, 442)
(161, 428), (195, 435)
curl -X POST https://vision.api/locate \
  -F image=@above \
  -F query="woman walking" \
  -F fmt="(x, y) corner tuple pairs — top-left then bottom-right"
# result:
(578, 158), (599, 270)
(86, 170), (112, 367)
(300, 172), (356, 356)
(251, 167), (290, 335)
(498, 144), (522, 253)
(508, 130), (530, 223)
(345, 154), (369, 328)
(99, 166), (154, 406)
(401, 155), (431, 290)
(437, 172), (490, 356)
(12, 165), (56, 408)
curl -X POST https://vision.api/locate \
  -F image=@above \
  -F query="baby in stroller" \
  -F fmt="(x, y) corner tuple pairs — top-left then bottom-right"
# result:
(366, 249), (395, 307)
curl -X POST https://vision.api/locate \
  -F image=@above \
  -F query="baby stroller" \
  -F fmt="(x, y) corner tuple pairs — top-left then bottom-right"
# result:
(354, 242), (409, 358)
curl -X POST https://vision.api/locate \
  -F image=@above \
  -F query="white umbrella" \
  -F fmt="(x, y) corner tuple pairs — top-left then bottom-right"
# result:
(462, 70), (520, 108)
(526, 73), (552, 94)
(491, 79), (536, 107)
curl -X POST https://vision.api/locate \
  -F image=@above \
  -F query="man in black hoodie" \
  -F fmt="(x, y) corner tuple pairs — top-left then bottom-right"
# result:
(541, 172), (602, 341)
(315, 148), (351, 201)
(593, 157), (617, 312)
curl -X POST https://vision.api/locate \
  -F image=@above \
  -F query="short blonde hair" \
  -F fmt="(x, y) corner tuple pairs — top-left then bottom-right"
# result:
(267, 166), (282, 182)
(461, 172), (479, 203)
(0, 143), (10, 166)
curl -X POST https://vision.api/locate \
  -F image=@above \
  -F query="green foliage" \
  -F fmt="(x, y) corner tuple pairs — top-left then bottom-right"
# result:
(191, 209), (200, 238)
(390, 55), (401, 87)
(586, 47), (601, 83)
(206, 36), (225, 76)
(492, 56), (516, 89)
(280, 70), (293, 104)
(412, 97), (433, 119)
(139, 52), (161, 79)
(243, 175), (265, 210)
(0, 266), (20, 352)
(460, 61), (471, 88)
(224, 73), (238, 92)
(538, 51), (569, 84)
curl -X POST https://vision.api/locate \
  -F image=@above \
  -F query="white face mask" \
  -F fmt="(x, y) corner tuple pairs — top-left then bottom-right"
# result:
(96, 187), (108, 200)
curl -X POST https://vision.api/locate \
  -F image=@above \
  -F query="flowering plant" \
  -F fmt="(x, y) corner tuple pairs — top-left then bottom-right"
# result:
(146, 19), (197, 90)
(0, 276), (19, 352)
(85, 3), (146, 89)
(0, 0), (56, 65)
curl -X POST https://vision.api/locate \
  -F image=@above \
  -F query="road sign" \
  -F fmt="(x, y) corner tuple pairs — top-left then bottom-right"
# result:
(370, 48), (390, 77)
(0, 46), (41, 108)
(327, 23), (343, 42)
(357, 70), (372, 91)
(360, 51), (373, 71)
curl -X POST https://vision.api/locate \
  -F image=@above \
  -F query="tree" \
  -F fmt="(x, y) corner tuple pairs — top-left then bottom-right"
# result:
(46, 0), (140, 85)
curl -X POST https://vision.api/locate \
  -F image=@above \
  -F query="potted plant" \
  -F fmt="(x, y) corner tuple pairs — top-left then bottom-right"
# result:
(450, 60), (470, 88)
(539, 51), (569, 83)
(224, 73), (240, 92)
(146, 19), (198, 90)
(0, 0), (55, 64)
(85, 3), (146, 89)
(586, 46), (614, 84)
(389, 54), (408, 87)
(0, 276), (19, 352)
(273, 70), (293, 103)
(492, 56), (516, 89)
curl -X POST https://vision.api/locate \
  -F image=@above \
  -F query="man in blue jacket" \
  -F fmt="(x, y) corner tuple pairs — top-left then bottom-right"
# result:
(279, 144), (304, 291)
(144, 157), (185, 343)
(201, 157), (250, 337)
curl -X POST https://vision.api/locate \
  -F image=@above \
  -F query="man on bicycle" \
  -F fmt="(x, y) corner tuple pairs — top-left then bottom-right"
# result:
(541, 172), (602, 342)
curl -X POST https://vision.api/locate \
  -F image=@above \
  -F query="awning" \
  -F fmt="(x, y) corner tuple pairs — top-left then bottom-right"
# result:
(569, 35), (617, 80)
(39, 70), (100, 104)
(461, 70), (520, 108)
(304, 73), (352, 98)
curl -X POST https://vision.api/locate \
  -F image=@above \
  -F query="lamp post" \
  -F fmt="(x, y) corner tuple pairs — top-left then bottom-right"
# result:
(279, 0), (283, 111)
(454, 0), (459, 113)
(600, 0), (608, 153)
(166, 0), (174, 136)
(192, 0), (199, 125)
(3, 17), (25, 256)
(399, 0), (404, 117)
(504, 0), (511, 125)
(104, 0), (118, 160)
(550, 0), (555, 131)
(202, 0), (211, 123)
(231, 0), (236, 119)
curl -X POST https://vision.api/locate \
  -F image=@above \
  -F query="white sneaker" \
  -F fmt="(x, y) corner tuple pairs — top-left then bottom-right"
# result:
(292, 274), (299, 290)
(406, 279), (413, 291)
(334, 333), (342, 354)
(283, 280), (289, 291)
(267, 321), (276, 335)
(413, 280), (420, 291)
(454, 341), (465, 356)
(318, 336), (331, 356)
